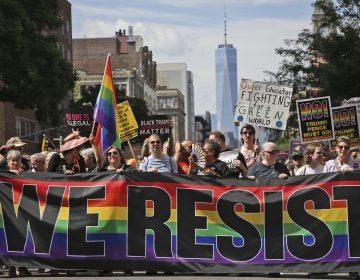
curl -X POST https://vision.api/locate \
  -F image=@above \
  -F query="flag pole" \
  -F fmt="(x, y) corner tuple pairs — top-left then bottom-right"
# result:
(92, 53), (110, 136)
(127, 140), (138, 168)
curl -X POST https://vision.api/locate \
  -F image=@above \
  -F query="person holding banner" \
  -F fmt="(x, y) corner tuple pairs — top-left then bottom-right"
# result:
(200, 140), (229, 177)
(48, 131), (88, 174)
(324, 136), (360, 173)
(99, 146), (134, 173)
(80, 148), (98, 172)
(174, 140), (193, 174)
(295, 143), (324, 175)
(247, 142), (290, 179)
(209, 131), (247, 177)
(139, 134), (178, 173)
(30, 153), (47, 172)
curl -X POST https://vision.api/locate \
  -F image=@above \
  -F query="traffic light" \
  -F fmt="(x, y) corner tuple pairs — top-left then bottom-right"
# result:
(41, 135), (49, 152)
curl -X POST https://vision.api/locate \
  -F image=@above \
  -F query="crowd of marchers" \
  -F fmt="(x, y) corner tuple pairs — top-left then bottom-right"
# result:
(1, 123), (360, 278)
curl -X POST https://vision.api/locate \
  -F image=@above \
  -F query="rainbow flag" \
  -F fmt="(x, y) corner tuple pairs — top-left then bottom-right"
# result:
(93, 54), (121, 153)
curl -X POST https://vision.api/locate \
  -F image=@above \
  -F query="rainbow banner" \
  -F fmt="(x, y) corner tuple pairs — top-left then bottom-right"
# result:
(93, 53), (121, 153)
(1, 170), (360, 272)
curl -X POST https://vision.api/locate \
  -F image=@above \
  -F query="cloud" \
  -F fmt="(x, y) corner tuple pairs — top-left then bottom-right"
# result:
(133, 23), (199, 56)
(155, 0), (303, 7)
(71, 0), (313, 114)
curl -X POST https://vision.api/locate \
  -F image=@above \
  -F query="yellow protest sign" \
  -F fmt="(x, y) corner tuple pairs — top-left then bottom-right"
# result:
(117, 101), (139, 141)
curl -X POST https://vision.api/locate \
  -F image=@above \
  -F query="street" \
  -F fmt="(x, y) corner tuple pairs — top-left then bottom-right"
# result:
(0, 269), (352, 279)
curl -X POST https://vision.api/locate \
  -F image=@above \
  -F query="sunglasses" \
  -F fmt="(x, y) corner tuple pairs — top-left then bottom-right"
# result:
(293, 156), (303, 161)
(149, 140), (161, 145)
(264, 149), (280, 155)
(107, 151), (119, 156)
(338, 145), (350, 150)
(242, 131), (254, 136)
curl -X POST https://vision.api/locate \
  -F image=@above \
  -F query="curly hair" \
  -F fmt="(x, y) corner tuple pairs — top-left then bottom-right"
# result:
(204, 139), (221, 158)
(102, 146), (126, 168)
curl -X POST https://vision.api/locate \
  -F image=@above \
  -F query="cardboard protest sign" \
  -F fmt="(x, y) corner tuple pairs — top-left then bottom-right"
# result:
(330, 104), (360, 150)
(138, 115), (172, 140)
(64, 107), (93, 128)
(296, 96), (335, 143)
(117, 101), (139, 141)
(234, 79), (292, 130)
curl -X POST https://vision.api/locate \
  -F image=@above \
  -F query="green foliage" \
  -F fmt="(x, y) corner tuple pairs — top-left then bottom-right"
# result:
(268, 0), (360, 104)
(276, 136), (291, 151)
(266, 0), (360, 134)
(73, 85), (150, 122)
(0, 0), (75, 125)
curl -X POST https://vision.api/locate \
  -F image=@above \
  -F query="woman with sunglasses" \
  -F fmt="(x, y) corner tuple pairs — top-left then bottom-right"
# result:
(239, 124), (260, 169)
(247, 142), (290, 179)
(324, 136), (360, 172)
(99, 146), (134, 173)
(295, 143), (324, 175)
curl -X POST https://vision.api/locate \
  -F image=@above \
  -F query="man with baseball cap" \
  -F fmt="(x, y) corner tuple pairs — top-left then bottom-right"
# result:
(0, 137), (28, 170)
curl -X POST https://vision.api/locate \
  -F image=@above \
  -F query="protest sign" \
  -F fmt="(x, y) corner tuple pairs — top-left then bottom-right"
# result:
(138, 115), (172, 140)
(117, 101), (139, 141)
(64, 107), (93, 128)
(296, 96), (335, 143)
(330, 104), (360, 150)
(234, 79), (292, 130)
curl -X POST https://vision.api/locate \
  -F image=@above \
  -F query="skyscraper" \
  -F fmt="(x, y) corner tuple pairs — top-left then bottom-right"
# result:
(215, 8), (238, 147)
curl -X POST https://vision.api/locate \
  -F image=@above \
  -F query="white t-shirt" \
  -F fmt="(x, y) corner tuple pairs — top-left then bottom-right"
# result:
(139, 154), (178, 173)
(295, 164), (324, 175)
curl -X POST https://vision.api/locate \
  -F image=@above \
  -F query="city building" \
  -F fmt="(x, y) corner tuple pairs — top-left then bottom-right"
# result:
(312, 0), (334, 34)
(215, 9), (238, 147)
(73, 28), (158, 114)
(156, 87), (186, 143)
(195, 111), (212, 145)
(0, 0), (72, 152)
(157, 63), (195, 141)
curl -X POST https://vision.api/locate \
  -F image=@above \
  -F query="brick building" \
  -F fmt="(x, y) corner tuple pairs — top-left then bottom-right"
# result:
(73, 28), (158, 114)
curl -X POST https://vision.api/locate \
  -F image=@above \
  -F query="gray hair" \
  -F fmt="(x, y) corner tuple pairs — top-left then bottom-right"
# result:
(7, 150), (21, 161)
(260, 142), (277, 160)
(30, 153), (46, 163)
(80, 148), (96, 163)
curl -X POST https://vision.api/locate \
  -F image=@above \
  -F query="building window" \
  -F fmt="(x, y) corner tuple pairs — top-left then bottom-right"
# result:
(57, 42), (65, 58)
(165, 97), (172, 108)
(159, 98), (165, 108)
(15, 116), (39, 143)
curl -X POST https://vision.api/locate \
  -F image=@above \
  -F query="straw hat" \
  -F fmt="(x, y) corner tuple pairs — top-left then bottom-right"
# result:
(60, 137), (88, 152)
(60, 131), (88, 153)
(6, 137), (26, 148)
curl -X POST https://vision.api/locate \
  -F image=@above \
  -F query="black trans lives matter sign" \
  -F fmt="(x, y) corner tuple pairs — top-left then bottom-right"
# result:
(138, 115), (172, 139)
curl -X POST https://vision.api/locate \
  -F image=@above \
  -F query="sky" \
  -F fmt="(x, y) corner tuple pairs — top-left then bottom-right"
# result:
(70, 0), (315, 115)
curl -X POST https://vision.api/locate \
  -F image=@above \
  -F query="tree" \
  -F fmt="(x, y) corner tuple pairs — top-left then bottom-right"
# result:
(268, 0), (360, 105)
(0, 0), (75, 125)
(72, 85), (150, 124)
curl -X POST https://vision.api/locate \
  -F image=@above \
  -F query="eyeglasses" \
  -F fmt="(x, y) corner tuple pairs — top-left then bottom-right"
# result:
(338, 145), (350, 150)
(107, 151), (119, 156)
(242, 131), (253, 136)
(149, 140), (161, 145)
(264, 149), (280, 155)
